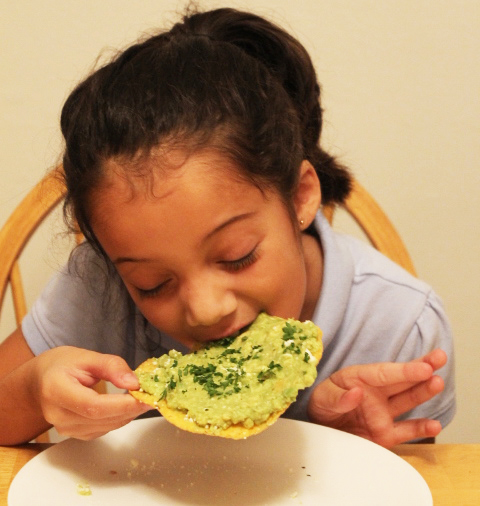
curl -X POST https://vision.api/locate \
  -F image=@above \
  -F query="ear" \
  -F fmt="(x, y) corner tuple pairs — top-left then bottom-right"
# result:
(293, 160), (322, 230)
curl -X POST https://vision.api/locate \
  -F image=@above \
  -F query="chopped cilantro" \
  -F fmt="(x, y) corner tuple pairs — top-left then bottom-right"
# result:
(257, 361), (283, 383)
(282, 322), (298, 340)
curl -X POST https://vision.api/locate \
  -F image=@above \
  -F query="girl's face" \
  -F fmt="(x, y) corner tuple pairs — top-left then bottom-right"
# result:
(91, 149), (322, 348)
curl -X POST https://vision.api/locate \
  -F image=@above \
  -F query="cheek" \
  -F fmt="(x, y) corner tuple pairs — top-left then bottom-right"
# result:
(134, 298), (172, 327)
(122, 284), (175, 331)
(257, 247), (307, 319)
(133, 298), (194, 346)
(274, 269), (307, 319)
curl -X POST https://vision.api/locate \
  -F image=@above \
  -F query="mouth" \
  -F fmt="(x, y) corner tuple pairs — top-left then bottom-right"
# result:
(203, 319), (256, 345)
(226, 322), (253, 339)
(187, 314), (263, 348)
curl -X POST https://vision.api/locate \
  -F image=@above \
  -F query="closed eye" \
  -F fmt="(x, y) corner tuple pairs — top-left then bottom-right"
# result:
(135, 248), (258, 298)
(221, 247), (258, 272)
(137, 279), (171, 299)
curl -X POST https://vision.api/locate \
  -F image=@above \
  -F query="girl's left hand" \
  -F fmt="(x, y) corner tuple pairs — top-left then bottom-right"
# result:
(307, 349), (447, 448)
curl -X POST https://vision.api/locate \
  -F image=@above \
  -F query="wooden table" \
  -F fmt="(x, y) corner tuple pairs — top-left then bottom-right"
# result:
(1, 443), (479, 505)
(393, 444), (480, 506)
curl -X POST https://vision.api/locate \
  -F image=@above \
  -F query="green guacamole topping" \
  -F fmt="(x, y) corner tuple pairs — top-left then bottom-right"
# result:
(136, 313), (322, 432)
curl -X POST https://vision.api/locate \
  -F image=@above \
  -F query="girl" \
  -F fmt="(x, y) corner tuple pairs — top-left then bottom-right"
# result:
(0, 7), (454, 447)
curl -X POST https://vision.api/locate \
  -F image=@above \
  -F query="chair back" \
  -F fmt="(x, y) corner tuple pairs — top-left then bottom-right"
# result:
(0, 168), (67, 326)
(324, 179), (416, 276)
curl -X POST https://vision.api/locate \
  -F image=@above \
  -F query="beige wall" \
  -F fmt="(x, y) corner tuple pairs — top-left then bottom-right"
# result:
(1, 0), (479, 443)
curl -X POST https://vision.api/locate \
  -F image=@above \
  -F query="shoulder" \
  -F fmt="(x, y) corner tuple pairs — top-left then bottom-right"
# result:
(337, 232), (440, 333)
(339, 232), (431, 301)
(312, 217), (455, 425)
(315, 212), (437, 344)
(336, 234), (452, 362)
(22, 244), (131, 354)
(315, 213), (451, 361)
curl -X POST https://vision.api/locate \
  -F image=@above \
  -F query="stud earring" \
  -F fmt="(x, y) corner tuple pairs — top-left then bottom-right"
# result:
(299, 219), (305, 227)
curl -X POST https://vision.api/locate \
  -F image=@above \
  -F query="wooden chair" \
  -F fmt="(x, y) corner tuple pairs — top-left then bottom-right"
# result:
(0, 167), (67, 329)
(324, 179), (416, 276)
(0, 167), (415, 442)
(0, 166), (101, 442)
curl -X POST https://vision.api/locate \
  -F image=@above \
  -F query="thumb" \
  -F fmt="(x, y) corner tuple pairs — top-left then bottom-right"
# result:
(309, 380), (363, 423)
(85, 354), (140, 391)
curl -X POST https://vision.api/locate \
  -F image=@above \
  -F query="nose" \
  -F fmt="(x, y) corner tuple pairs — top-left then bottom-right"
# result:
(182, 275), (237, 328)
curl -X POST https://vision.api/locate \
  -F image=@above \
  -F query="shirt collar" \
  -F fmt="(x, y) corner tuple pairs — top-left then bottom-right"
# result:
(311, 211), (355, 349)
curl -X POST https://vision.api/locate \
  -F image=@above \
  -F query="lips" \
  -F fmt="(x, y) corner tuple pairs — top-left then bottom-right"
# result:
(226, 322), (253, 338)
(201, 319), (255, 343)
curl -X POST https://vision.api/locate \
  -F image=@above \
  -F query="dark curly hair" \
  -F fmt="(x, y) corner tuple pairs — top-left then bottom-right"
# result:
(61, 7), (352, 254)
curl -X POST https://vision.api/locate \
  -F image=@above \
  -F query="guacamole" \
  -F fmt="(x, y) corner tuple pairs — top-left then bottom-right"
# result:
(135, 313), (322, 433)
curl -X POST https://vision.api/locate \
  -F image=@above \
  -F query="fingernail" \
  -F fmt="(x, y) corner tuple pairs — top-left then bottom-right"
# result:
(123, 372), (139, 387)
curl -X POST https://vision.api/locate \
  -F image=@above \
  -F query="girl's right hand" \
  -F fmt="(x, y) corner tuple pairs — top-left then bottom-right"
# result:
(32, 346), (152, 440)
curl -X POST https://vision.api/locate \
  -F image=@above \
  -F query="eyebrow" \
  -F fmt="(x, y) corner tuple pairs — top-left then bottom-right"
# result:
(204, 211), (255, 240)
(113, 211), (256, 265)
(114, 256), (151, 265)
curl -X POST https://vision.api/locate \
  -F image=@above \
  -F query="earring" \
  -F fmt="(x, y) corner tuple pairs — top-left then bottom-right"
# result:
(299, 219), (305, 227)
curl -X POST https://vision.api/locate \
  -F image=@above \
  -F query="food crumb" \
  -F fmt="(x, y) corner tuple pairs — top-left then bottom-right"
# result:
(76, 482), (92, 496)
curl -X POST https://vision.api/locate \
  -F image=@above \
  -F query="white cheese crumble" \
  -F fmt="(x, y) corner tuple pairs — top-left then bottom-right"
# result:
(305, 349), (314, 362)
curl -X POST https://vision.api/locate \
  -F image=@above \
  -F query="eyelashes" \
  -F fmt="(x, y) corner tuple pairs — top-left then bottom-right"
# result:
(137, 280), (171, 299)
(136, 247), (259, 299)
(221, 246), (259, 272)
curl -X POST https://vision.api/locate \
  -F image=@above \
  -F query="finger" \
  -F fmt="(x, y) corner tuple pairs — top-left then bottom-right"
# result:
(381, 350), (447, 398)
(53, 373), (151, 420)
(382, 418), (443, 448)
(51, 395), (151, 433)
(389, 375), (445, 419)
(308, 379), (363, 423)
(414, 348), (448, 372)
(55, 411), (139, 440)
(76, 393), (152, 420)
(81, 354), (140, 390)
(350, 361), (433, 388)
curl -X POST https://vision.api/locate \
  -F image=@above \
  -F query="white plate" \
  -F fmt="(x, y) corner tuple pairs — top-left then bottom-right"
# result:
(9, 418), (432, 505)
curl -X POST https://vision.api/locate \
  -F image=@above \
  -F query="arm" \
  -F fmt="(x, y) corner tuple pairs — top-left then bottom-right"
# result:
(307, 349), (447, 448)
(0, 328), (151, 445)
(0, 328), (50, 443)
